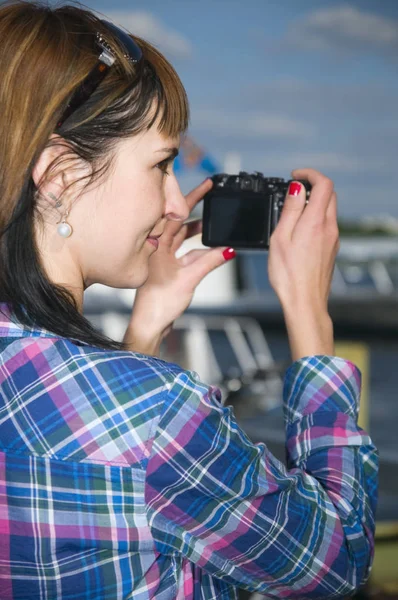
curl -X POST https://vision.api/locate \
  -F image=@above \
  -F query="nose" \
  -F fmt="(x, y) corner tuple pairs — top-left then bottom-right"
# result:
(164, 174), (190, 222)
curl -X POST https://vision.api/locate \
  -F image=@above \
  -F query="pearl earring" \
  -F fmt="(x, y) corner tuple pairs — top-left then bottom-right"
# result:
(56, 209), (73, 238)
(48, 192), (73, 238)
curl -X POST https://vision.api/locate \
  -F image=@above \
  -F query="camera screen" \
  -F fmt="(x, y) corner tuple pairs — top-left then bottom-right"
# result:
(205, 191), (270, 246)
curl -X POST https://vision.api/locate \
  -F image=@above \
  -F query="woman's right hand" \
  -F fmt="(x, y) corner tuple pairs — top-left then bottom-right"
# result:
(268, 168), (339, 361)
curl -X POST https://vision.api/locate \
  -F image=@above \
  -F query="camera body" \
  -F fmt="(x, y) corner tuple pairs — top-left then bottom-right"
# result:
(202, 171), (311, 250)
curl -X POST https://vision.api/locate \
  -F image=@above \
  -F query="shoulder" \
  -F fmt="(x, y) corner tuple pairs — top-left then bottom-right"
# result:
(0, 335), (207, 465)
(1, 334), (184, 389)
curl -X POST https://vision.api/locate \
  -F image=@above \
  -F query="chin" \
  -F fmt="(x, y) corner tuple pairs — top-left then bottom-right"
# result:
(113, 274), (148, 290)
(91, 268), (148, 291)
(89, 253), (151, 290)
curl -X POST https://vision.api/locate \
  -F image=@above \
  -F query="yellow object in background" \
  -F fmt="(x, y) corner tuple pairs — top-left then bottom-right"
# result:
(334, 341), (369, 431)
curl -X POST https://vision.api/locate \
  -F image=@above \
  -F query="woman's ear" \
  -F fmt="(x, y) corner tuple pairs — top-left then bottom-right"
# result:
(32, 134), (65, 194)
(31, 134), (70, 202)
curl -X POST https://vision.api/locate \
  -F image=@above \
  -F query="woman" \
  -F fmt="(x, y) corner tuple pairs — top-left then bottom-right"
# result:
(0, 2), (377, 599)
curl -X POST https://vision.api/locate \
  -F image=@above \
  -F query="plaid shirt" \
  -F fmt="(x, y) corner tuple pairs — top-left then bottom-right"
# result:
(0, 302), (378, 599)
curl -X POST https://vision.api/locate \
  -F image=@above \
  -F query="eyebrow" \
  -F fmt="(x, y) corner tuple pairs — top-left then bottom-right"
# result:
(156, 147), (179, 158)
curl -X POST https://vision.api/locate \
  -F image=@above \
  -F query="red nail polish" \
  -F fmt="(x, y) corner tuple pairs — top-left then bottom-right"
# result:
(223, 248), (236, 261)
(288, 182), (302, 196)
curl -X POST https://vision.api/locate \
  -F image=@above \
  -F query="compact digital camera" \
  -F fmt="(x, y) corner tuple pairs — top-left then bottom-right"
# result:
(202, 172), (312, 250)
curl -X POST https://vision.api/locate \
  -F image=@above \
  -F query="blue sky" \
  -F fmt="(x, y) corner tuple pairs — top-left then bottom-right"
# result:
(66, 0), (398, 218)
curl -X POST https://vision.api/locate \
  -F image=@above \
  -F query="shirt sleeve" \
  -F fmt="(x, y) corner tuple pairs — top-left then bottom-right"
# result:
(144, 355), (378, 598)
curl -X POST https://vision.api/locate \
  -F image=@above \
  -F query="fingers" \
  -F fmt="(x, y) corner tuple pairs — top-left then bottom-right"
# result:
(185, 178), (213, 212)
(326, 190), (337, 223)
(291, 167), (330, 187)
(326, 191), (340, 251)
(171, 219), (203, 251)
(291, 168), (334, 225)
(179, 248), (210, 268)
(179, 247), (236, 286)
(275, 180), (307, 238)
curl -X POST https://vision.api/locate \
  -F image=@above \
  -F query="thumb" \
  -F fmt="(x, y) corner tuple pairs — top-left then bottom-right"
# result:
(276, 180), (307, 238)
(179, 247), (236, 286)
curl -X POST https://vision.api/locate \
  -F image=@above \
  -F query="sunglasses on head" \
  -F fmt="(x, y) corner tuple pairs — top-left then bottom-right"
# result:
(55, 20), (143, 130)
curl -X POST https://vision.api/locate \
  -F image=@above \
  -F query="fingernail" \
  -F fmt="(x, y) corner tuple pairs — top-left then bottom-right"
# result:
(288, 182), (302, 196)
(223, 248), (236, 261)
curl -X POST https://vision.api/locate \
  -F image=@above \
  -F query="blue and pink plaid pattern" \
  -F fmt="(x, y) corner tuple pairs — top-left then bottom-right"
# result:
(0, 302), (378, 599)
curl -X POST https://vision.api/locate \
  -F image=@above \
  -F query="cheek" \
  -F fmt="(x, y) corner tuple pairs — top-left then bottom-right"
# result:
(136, 182), (165, 230)
(79, 182), (162, 288)
(91, 175), (164, 244)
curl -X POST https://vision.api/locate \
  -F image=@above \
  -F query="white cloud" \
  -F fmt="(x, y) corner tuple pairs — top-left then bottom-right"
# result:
(103, 10), (192, 58)
(243, 78), (398, 119)
(286, 4), (398, 54)
(192, 109), (316, 139)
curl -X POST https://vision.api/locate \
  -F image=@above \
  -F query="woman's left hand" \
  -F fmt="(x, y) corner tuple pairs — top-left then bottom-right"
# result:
(123, 178), (235, 355)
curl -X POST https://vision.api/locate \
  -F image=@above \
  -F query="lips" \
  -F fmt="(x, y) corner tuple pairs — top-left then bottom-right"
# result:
(147, 235), (161, 246)
(146, 228), (164, 249)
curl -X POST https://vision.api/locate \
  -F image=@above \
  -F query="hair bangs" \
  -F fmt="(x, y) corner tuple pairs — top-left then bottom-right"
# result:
(133, 35), (190, 138)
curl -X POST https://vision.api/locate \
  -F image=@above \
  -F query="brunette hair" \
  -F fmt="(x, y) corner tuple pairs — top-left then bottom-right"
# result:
(0, 0), (189, 350)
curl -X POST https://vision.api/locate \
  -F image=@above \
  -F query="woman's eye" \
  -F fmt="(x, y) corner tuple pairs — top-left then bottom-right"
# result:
(156, 158), (172, 176)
